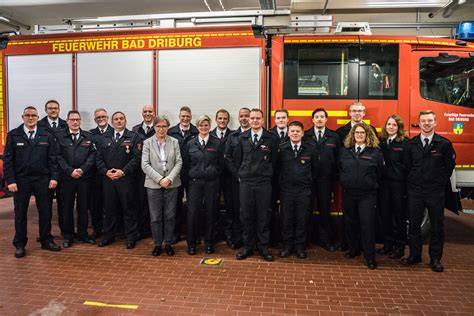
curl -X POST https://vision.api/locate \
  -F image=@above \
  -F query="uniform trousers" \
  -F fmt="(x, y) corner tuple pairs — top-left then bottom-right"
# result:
(135, 171), (151, 237)
(102, 176), (138, 243)
(240, 181), (272, 252)
(60, 177), (90, 241)
(407, 189), (445, 260)
(13, 177), (53, 247)
(223, 176), (243, 244)
(280, 189), (311, 251)
(187, 178), (220, 247)
(88, 173), (104, 235)
(147, 187), (178, 246)
(379, 180), (407, 251)
(342, 190), (377, 260)
(314, 179), (335, 245)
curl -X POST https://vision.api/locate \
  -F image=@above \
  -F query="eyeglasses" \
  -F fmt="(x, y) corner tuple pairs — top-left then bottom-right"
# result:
(354, 131), (366, 134)
(47, 107), (59, 111)
(155, 125), (169, 129)
(23, 114), (38, 118)
(350, 110), (364, 113)
(95, 116), (107, 120)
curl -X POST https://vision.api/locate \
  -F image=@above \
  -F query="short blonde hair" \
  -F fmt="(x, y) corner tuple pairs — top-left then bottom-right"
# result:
(349, 101), (365, 111)
(196, 115), (212, 126)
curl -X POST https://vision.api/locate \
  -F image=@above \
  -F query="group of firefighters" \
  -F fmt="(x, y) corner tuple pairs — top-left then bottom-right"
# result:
(3, 100), (455, 272)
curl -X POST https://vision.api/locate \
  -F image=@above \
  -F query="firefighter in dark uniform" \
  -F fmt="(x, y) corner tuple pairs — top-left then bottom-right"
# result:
(339, 123), (384, 269)
(55, 111), (96, 247)
(228, 109), (278, 262)
(268, 109), (290, 245)
(132, 105), (156, 240)
(3, 106), (61, 258)
(89, 108), (113, 239)
(38, 99), (67, 236)
(278, 121), (318, 259)
(304, 108), (340, 252)
(336, 102), (377, 252)
(401, 110), (456, 273)
(96, 111), (142, 249)
(210, 109), (234, 245)
(378, 114), (409, 259)
(167, 105), (199, 242)
(223, 107), (251, 249)
(182, 115), (224, 255)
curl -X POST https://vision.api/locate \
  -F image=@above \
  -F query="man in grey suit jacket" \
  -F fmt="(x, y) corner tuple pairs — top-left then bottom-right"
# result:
(142, 116), (182, 256)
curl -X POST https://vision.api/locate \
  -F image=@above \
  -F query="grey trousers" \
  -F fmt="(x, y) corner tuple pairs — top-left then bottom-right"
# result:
(147, 187), (178, 246)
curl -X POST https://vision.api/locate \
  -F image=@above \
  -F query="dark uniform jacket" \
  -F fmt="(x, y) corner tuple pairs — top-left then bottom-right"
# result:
(90, 124), (113, 137)
(304, 127), (341, 180)
(3, 125), (58, 184)
(55, 129), (96, 180)
(405, 133), (455, 191)
(336, 122), (378, 144)
(182, 135), (224, 180)
(132, 122), (155, 141)
(167, 123), (199, 149)
(210, 127), (233, 141)
(339, 146), (384, 192)
(95, 129), (141, 176)
(232, 129), (278, 184)
(278, 140), (318, 193)
(268, 126), (289, 144)
(38, 116), (67, 133)
(379, 137), (409, 182)
(224, 127), (246, 177)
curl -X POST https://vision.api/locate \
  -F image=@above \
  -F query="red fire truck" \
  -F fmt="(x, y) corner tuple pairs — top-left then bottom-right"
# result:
(0, 25), (473, 208)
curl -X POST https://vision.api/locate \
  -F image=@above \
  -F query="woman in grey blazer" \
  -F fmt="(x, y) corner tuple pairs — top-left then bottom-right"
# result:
(142, 116), (182, 256)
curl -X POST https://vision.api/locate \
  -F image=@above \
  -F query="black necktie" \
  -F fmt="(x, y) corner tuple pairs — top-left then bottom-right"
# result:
(356, 146), (361, 156)
(146, 126), (151, 134)
(202, 140), (205, 147)
(28, 130), (34, 141)
(115, 132), (121, 142)
(72, 133), (78, 143)
(280, 131), (285, 139)
(221, 131), (224, 139)
(423, 138), (429, 149)
(294, 144), (298, 157)
(182, 129), (188, 137)
(52, 121), (57, 129)
(100, 128), (104, 134)
(253, 134), (259, 144)
(317, 130), (322, 144)
(388, 138), (393, 145)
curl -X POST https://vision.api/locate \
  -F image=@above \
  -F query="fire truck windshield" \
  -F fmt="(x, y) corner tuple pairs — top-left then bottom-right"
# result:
(420, 57), (474, 108)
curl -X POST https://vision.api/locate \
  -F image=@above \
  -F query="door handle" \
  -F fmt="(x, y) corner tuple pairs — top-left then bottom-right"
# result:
(411, 123), (420, 128)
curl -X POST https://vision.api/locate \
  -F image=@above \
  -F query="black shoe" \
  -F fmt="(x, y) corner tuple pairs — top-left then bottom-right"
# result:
(78, 237), (96, 245)
(236, 248), (253, 260)
(260, 250), (274, 262)
(321, 243), (336, 252)
(296, 250), (307, 259)
(337, 242), (349, 252)
(389, 249), (404, 259)
(165, 245), (174, 256)
(126, 241), (136, 249)
(344, 251), (360, 259)
(62, 240), (73, 248)
(429, 259), (444, 272)
(205, 245), (214, 254)
(367, 259), (377, 270)
(400, 256), (422, 266)
(188, 247), (197, 255)
(98, 239), (114, 247)
(14, 247), (26, 258)
(279, 248), (292, 258)
(152, 246), (162, 256)
(41, 242), (62, 252)
(91, 231), (102, 240)
(376, 247), (392, 255)
(230, 241), (242, 250)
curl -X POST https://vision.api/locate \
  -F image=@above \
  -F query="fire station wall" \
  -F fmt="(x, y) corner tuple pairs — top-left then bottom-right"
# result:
(157, 47), (261, 129)
(6, 54), (73, 130)
(76, 51), (153, 130)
